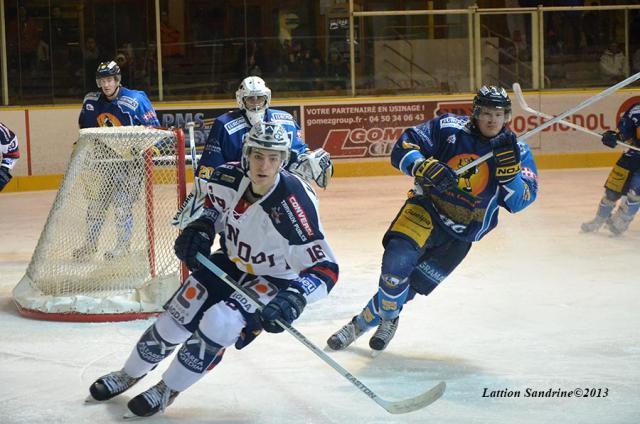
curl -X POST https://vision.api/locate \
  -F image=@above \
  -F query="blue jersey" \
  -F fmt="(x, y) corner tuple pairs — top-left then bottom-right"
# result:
(0, 122), (19, 170)
(392, 113), (538, 242)
(617, 102), (640, 159)
(78, 87), (160, 129)
(196, 108), (307, 181)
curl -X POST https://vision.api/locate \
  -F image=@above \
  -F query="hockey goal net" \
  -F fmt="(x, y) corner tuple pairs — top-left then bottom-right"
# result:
(13, 126), (187, 322)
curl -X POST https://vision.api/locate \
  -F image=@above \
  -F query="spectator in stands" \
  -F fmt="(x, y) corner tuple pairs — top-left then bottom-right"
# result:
(633, 48), (640, 74)
(327, 48), (349, 90)
(600, 42), (628, 81)
(582, 2), (606, 52)
(82, 37), (100, 91)
(160, 11), (181, 58)
(7, 6), (42, 75)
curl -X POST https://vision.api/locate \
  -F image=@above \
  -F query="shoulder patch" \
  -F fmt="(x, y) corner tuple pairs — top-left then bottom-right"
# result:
(210, 164), (244, 190)
(83, 92), (100, 102)
(224, 117), (249, 135)
(269, 110), (294, 122)
(439, 116), (467, 129)
(117, 95), (139, 110)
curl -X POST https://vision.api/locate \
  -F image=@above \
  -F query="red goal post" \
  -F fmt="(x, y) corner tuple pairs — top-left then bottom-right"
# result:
(13, 126), (188, 322)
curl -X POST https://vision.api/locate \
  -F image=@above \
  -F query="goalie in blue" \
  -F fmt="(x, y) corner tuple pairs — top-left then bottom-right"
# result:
(173, 76), (333, 229)
(327, 86), (539, 352)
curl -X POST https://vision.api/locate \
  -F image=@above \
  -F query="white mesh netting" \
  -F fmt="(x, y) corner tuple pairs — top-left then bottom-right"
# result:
(13, 126), (187, 321)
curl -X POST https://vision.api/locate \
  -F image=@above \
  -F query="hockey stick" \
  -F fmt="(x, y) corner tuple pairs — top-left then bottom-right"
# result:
(172, 123), (203, 227)
(195, 252), (446, 414)
(185, 121), (198, 174)
(512, 82), (640, 152)
(456, 71), (640, 175)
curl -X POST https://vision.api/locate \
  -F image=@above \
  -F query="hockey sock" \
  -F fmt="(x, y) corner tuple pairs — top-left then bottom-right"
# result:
(163, 330), (226, 392)
(123, 314), (190, 378)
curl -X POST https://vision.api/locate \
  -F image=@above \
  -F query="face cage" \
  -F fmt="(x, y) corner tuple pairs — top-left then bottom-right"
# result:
(242, 95), (269, 112)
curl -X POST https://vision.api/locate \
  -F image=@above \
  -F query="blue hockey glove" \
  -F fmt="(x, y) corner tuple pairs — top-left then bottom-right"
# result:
(413, 157), (458, 192)
(601, 130), (619, 149)
(260, 288), (307, 333)
(490, 131), (521, 184)
(0, 166), (12, 191)
(174, 218), (215, 271)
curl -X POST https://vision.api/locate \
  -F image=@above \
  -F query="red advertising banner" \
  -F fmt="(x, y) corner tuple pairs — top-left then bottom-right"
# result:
(303, 100), (474, 159)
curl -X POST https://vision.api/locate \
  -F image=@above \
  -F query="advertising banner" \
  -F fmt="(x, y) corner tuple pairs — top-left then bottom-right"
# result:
(303, 100), (473, 158)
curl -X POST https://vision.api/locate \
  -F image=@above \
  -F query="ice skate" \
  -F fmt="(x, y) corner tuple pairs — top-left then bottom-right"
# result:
(580, 216), (606, 233)
(103, 243), (130, 261)
(125, 380), (179, 418)
(326, 316), (366, 351)
(88, 370), (144, 402)
(72, 242), (98, 260)
(369, 317), (399, 351)
(606, 211), (633, 236)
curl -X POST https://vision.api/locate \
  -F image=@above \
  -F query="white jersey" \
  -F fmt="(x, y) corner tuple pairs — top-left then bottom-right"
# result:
(201, 162), (338, 302)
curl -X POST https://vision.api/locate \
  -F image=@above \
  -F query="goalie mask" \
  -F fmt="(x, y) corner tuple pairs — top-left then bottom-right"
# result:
(241, 121), (291, 172)
(236, 77), (272, 126)
(471, 85), (512, 127)
(95, 61), (121, 88)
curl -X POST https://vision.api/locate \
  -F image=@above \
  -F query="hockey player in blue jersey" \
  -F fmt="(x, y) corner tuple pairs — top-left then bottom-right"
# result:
(173, 76), (333, 228)
(0, 122), (20, 191)
(581, 102), (640, 235)
(73, 61), (160, 260)
(78, 61), (159, 128)
(87, 122), (339, 418)
(327, 86), (539, 352)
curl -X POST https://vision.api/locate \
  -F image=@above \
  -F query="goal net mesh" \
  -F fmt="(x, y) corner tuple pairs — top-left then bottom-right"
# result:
(13, 126), (187, 321)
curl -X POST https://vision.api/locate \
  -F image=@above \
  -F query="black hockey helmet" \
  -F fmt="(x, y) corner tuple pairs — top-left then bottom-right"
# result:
(96, 61), (121, 79)
(95, 61), (122, 88)
(472, 85), (511, 123)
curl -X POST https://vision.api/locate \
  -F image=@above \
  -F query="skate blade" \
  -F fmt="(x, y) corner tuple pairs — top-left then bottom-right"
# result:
(84, 394), (99, 404)
(370, 349), (383, 358)
(123, 410), (144, 420)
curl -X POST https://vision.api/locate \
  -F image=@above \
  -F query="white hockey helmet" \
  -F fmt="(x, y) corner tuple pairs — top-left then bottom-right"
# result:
(236, 76), (272, 126)
(241, 121), (291, 172)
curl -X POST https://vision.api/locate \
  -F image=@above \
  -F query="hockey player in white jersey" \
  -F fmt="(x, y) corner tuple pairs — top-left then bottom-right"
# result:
(173, 76), (333, 229)
(0, 122), (20, 191)
(87, 121), (339, 418)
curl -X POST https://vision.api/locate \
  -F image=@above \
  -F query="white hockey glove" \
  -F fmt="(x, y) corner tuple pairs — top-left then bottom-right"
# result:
(172, 177), (207, 229)
(289, 148), (333, 188)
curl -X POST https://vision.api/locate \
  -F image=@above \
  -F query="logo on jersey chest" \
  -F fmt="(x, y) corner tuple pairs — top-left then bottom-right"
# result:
(97, 112), (123, 127)
(448, 153), (489, 195)
(226, 223), (276, 273)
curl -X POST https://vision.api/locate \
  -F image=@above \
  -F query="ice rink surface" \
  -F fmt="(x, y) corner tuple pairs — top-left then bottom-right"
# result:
(1, 168), (639, 424)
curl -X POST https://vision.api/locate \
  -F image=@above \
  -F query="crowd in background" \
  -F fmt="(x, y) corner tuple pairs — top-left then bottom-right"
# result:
(2, 1), (640, 105)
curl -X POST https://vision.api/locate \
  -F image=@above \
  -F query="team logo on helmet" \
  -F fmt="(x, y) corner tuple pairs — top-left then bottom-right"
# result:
(241, 121), (292, 171)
